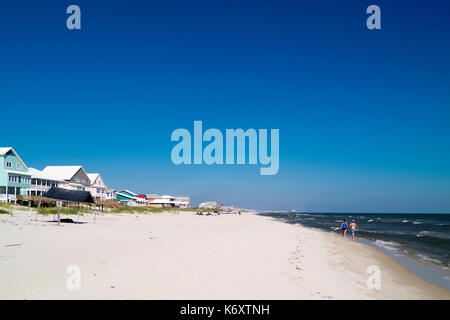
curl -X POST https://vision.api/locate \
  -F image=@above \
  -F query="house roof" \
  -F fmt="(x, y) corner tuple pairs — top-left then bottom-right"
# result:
(145, 194), (160, 198)
(0, 147), (28, 170)
(116, 192), (137, 200)
(42, 166), (86, 181)
(87, 173), (99, 183)
(28, 168), (64, 181)
(0, 147), (12, 155)
(149, 198), (173, 204)
(137, 194), (147, 199)
(119, 189), (138, 196)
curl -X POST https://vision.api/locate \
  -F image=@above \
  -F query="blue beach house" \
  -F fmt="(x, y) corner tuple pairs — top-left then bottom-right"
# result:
(116, 189), (139, 206)
(0, 147), (31, 202)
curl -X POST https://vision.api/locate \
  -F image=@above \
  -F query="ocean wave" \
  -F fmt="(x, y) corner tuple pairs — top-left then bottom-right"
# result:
(415, 253), (443, 265)
(367, 219), (374, 222)
(402, 220), (409, 223)
(416, 231), (450, 240)
(374, 239), (401, 251)
(413, 221), (422, 225)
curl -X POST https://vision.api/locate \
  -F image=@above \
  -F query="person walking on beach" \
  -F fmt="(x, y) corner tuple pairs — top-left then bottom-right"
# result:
(340, 219), (348, 238)
(349, 220), (358, 239)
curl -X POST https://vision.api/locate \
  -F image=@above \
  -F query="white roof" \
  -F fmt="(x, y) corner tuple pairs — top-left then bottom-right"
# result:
(0, 147), (12, 156)
(0, 147), (28, 169)
(150, 198), (173, 204)
(87, 173), (100, 183)
(42, 166), (84, 181)
(161, 195), (174, 199)
(28, 168), (64, 181)
(119, 189), (138, 196)
(116, 192), (137, 200)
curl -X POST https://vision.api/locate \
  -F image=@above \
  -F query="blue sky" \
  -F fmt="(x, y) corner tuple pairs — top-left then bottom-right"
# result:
(1, 1), (450, 212)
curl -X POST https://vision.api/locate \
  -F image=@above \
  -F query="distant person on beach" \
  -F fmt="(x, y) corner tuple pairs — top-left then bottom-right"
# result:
(349, 220), (358, 239)
(340, 219), (348, 238)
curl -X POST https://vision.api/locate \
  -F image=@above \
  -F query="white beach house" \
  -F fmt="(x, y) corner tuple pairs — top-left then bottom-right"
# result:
(199, 201), (218, 209)
(148, 195), (190, 208)
(42, 166), (91, 191)
(27, 167), (64, 196)
(87, 173), (110, 200)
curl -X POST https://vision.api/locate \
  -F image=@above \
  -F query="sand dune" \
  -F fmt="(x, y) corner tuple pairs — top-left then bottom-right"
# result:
(0, 210), (448, 299)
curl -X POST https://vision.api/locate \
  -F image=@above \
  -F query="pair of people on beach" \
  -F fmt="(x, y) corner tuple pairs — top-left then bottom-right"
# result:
(340, 219), (358, 239)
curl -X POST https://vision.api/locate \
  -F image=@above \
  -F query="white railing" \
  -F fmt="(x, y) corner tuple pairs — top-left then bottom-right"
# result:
(29, 185), (52, 192)
(0, 194), (17, 202)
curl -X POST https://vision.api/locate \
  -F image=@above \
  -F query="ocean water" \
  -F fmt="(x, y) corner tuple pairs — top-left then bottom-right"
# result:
(259, 212), (450, 289)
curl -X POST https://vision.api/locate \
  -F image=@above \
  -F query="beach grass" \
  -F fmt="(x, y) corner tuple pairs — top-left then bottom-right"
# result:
(0, 208), (11, 214)
(0, 202), (12, 209)
(37, 206), (92, 216)
(110, 206), (212, 214)
(2, 202), (216, 215)
(111, 206), (174, 214)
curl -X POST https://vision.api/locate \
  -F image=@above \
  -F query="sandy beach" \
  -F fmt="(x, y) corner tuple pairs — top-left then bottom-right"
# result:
(0, 209), (448, 300)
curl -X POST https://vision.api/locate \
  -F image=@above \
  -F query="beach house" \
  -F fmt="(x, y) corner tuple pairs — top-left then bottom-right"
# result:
(0, 147), (32, 202)
(174, 196), (190, 208)
(148, 195), (190, 208)
(42, 166), (91, 191)
(87, 173), (109, 200)
(116, 189), (141, 206)
(105, 188), (117, 201)
(148, 195), (175, 207)
(199, 201), (218, 209)
(137, 194), (148, 204)
(27, 168), (64, 196)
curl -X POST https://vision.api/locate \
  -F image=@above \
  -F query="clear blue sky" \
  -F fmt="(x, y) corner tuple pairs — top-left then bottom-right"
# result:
(1, 1), (449, 212)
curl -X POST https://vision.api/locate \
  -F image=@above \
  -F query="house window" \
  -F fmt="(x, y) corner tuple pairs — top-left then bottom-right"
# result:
(17, 163), (23, 169)
(6, 162), (12, 168)
(75, 178), (80, 183)
(81, 179), (86, 184)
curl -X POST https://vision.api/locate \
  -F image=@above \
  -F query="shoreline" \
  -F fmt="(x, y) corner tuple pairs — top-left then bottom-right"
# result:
(358, 238), (450, 292)
(258, 212), (450, 292)
(0, 210), (449, 299)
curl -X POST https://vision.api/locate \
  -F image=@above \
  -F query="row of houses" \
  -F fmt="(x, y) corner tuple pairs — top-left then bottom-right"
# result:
(116, 191), (190, 208)
(0, 147), (190, 208)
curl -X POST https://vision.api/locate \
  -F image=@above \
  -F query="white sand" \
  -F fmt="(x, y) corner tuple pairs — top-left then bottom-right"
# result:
(0, 210), (448, 300)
